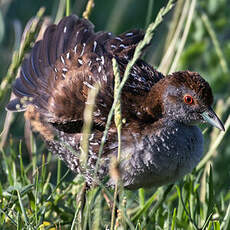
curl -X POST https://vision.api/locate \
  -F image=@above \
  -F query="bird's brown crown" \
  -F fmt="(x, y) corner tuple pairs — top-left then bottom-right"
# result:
(167, 71), (214, 106)
(144, 70), (214, 122)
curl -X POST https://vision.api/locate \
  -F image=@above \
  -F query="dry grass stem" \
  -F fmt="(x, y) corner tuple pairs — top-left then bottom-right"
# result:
(80, 84), (99, 168)
(159, 0), (189, 74)
(169, 0), (196, 73)
(83, 0), (94, 19)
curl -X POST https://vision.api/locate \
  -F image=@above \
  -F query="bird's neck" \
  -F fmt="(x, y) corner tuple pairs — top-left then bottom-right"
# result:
(143, 80), (166, 122)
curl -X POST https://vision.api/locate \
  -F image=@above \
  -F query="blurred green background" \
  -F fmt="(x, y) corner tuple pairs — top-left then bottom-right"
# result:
(1, 0), (230, 229)
(0, 0), (230, 211)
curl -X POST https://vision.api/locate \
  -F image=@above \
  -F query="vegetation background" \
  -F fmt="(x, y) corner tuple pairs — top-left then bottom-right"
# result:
(0, 0), (230, 229)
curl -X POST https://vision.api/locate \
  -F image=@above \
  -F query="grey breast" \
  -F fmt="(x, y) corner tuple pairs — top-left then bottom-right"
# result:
(120, 123), (203, 189)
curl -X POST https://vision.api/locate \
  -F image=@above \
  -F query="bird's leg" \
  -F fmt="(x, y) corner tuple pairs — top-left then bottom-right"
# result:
(102, 189), (119, 215)
(102, 189), (113, 210)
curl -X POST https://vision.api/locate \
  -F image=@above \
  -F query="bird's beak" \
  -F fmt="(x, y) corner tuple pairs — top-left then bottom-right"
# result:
(201, 107), (225, 131)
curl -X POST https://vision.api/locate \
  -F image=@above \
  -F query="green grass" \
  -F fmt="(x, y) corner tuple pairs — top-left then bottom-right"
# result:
(1, 0), (230, 229)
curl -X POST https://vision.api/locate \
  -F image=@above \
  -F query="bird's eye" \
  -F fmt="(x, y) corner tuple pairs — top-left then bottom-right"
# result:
(184, 95), (194, 105)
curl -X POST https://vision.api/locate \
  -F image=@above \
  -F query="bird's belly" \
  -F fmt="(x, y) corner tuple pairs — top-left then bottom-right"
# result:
(120, 125), (204, 189)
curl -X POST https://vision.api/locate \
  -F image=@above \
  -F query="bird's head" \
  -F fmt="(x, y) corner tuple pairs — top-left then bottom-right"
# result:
(145, 71), (224, 131)
(160, 71), (224, 131)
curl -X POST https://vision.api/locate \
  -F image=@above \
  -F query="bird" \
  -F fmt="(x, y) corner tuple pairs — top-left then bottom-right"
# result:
(6, 15), (225, 190)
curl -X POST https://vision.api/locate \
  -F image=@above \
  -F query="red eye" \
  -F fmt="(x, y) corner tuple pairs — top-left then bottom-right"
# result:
(184, 95), (194, 105)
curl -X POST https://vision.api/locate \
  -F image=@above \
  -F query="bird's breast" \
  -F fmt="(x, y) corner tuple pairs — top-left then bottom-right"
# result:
(120, 123), (203, 189)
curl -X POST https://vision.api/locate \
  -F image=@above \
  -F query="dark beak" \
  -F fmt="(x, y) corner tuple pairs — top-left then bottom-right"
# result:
(201, 107), (225, 131)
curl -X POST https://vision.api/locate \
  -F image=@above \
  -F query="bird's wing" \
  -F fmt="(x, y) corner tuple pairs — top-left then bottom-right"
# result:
(104, 29), (145, 61)
(7, 15), (164, 131)
(102, 28), (165, 122)
(6, 15), (113, 125)
(6, 15), (92, 113)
